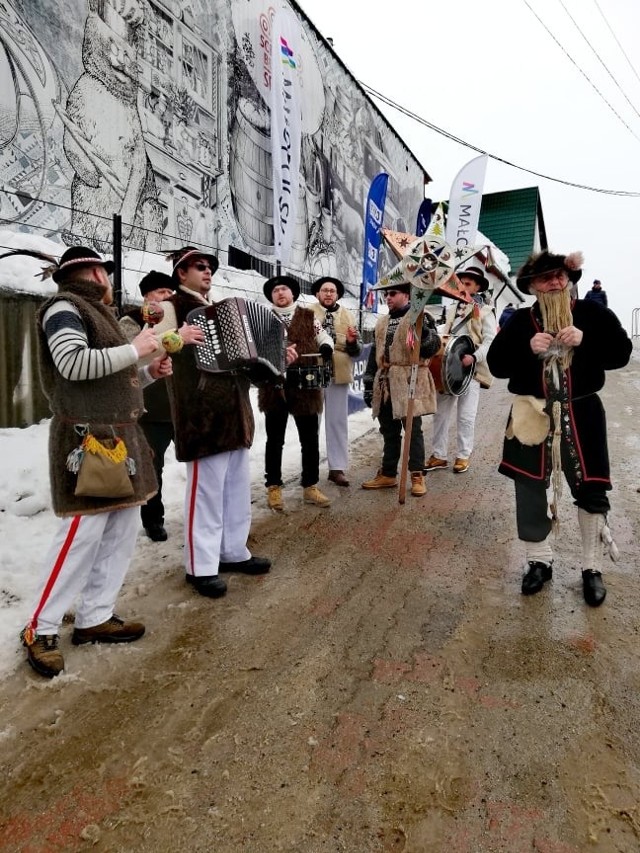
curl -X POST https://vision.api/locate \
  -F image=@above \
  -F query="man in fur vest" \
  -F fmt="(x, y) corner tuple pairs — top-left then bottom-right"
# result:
(153, 246), (272, 598)
(361, 282), (440, 497)
(120, 270), (176, 542)
(20, 246), (170, 678)
(311, 276), (363, 487)
(487, 249), (631, 606)
(425, 263), (497, 475)
(259, 275), (334, 511)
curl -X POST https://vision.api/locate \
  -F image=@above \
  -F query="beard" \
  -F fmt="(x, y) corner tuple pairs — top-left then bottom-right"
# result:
(537, 287), (573, 333)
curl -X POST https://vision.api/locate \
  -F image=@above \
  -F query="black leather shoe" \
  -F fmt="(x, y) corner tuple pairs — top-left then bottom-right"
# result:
(186, 574), (227, 597)
(521, 561), (553, 595)
(582, 570), (606, 607)
(218, 556), (271, 575)
(145, 524), (168, 542)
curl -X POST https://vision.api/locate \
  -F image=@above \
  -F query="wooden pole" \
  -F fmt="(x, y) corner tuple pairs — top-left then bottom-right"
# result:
(398, 309), (424, 504)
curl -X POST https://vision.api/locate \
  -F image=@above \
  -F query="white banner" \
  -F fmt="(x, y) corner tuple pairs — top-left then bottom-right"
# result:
(270, 6), (303, 264)
(444, 155), (488, 249)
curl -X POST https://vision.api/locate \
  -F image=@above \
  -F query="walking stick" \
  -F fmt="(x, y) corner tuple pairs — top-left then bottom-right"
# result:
(398, 309), (424, 504)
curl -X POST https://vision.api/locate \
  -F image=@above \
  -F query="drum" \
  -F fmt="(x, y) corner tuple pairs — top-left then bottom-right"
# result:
(287, 354), (332, 390)
(428, 334), (475, 396)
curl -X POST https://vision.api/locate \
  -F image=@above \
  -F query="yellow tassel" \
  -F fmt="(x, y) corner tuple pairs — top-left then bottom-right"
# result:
(82, 434), (128, 463)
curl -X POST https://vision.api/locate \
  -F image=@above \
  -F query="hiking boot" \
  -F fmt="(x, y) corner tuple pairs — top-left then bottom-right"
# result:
(303, 485), (331, 507)
(582, 570), (607, 607)
(521, 561), (553, 595)
(361, 470), (398, 489)
(453, 457), (470, 474)
(71, 615), (145, 645)
(22, 632), (64, 678)
(410, 472), (426, 497)
(424, 455), (448, 472)
(267, 485), (284, 512)
(328, 470), (350, 487)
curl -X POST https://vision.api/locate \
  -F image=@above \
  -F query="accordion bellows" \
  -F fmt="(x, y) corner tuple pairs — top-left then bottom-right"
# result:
(186, 297), (286, 385)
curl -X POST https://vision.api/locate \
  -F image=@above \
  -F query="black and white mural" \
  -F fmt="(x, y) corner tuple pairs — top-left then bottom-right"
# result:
(0, 0), (425, 296)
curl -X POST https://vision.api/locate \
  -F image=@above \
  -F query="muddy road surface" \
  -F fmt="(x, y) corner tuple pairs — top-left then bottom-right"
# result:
(1, 359), (640, 853)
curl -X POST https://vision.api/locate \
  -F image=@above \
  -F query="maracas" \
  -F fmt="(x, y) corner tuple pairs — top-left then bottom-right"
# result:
(161, 330), (184, 354)
(142, 301), (164, 326)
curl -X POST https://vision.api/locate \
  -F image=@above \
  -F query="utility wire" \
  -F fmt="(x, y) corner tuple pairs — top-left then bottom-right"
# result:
(361, 83), (640, 197)
(521, 0), (640, 143)
(555, 0), (640, 124)
(592, 0), (640, 88)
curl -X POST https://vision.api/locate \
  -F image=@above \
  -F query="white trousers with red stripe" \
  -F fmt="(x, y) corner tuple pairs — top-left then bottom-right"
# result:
(184, 449), (251, 578)
(28, 507), (140, 636)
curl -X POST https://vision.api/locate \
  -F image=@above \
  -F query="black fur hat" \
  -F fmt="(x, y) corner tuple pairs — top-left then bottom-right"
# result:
(263, 274), (300, 303)
(312, 276), (344, 300)
(139, 270), (176, 297)
(516, 250), (583, 294)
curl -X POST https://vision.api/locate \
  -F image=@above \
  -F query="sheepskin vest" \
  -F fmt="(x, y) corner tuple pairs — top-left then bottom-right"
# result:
(445, 304), (494, 388)
(167, 290), (254, 461)
(372, 313), (436, 419)
(37, 281), (157, 517)
(311, 303), (358, 384)
(259, 306), (323, 416)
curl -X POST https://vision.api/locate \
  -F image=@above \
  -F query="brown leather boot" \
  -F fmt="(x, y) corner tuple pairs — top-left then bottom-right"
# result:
(328, 470), (350, 487)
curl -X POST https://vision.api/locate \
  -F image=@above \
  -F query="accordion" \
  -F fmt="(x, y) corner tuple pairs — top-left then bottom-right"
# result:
(186, 297), (286, 386)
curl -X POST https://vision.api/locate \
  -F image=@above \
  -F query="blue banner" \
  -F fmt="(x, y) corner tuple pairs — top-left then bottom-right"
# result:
(348, 343), (373, 414)
(361, 173), (389, 313)
(415, 198), (432, 237)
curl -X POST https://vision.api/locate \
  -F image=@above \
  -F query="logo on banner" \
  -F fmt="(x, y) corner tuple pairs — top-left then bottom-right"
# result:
(280, 37), (296, 67)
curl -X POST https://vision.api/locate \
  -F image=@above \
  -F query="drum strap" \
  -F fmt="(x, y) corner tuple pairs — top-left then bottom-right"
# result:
(450, 310), (473, 337)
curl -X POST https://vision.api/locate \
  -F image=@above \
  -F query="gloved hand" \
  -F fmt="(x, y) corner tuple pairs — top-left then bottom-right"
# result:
(363, 388), (373, 408)
(320, 344), (333, 364)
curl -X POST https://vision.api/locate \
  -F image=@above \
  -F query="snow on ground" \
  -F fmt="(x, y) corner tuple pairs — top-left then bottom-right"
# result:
(0, 396), (376, 678)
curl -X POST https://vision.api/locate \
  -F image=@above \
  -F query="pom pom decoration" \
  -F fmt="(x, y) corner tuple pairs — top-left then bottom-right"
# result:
(142, 301), (164, 326)
(564, 252), (584, 273)
(161, 330), (184, 354)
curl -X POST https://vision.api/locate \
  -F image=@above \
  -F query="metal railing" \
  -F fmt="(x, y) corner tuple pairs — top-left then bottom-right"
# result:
(632, 308), (640, 338)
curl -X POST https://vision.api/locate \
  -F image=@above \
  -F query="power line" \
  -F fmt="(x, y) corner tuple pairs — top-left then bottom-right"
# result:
(521, 0), (640, 143)
(555, 0), (640, 125)
(360, 83), (640, 197)
(592, 0), (640, 89)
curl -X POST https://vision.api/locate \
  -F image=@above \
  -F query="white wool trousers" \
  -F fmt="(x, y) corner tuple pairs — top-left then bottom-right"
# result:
(322, 382), (350, 472)
(431, 380), (481, 460)
(28, 507), (140, 636)
(184, 449), (251, 578)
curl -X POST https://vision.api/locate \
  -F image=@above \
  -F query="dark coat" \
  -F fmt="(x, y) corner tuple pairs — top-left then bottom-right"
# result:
(166, 290), (254, 461)
(121, 308), (172, 423)
(258, 306), (323, 417)
(37, 282), (157, 517)
(486, 299), (631, 485)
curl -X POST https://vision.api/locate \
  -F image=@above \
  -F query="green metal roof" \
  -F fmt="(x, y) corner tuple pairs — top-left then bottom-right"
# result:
(478, 187), (547, 275)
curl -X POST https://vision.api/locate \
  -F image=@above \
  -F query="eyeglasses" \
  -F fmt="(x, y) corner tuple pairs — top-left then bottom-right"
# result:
(193, 262), (211, 272)
(319, 287), (337, 294)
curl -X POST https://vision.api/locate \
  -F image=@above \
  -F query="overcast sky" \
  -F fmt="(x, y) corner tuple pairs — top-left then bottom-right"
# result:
(299, 0), (640, 330)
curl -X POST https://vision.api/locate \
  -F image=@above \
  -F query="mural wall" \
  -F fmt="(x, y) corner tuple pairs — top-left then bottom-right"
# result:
(0, 0), (427, 296)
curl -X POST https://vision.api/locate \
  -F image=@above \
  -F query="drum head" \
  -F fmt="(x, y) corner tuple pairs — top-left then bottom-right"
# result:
(442, 334), (475, 396)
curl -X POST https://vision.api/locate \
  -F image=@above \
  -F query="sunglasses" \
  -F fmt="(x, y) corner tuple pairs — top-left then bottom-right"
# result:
(193, 262), (211, 272)
(384, 289), (402, 296)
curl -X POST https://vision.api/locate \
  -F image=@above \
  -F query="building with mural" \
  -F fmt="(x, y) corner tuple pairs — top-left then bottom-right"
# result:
(0, 0), (430, 298)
